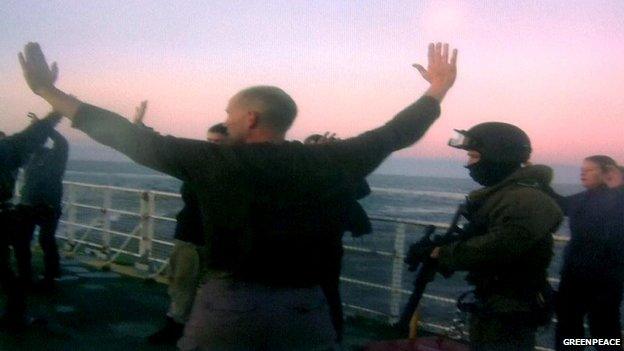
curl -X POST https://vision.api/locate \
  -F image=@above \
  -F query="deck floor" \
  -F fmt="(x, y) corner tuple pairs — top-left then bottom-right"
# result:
(0, 254), (407, 350)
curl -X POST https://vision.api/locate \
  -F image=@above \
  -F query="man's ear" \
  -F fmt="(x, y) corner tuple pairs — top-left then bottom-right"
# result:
(247, 111), (260, 129)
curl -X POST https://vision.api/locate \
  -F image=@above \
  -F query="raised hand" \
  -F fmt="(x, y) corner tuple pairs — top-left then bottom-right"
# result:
(26, 111), (61, 126)
(27, 112), (40, 121)
(305, 132), (340, 144)
(413, 43), (458, 101)
(18, 42), (58, 95)
(133, 100), (148, 124)
(319, 132), (339, 144)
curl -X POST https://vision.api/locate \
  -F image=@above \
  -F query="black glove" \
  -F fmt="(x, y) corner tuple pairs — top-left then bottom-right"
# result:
(404, 225), (437, 271)
(405, 241), (435, 271)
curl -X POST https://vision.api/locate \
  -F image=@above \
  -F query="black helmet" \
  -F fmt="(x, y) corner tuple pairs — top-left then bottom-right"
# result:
(448, 122), (531, 164)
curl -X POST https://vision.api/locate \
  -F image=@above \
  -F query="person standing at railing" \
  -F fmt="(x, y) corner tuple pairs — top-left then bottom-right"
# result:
(304, 132), (372, 344)
(17, 41), (457, 350)
(14, 111), (68, 293)
(434, 123), (563, 351)
(0, 131), (18, 204)
(554, 155), (624, 351)
(131, 101), (231, 345)
(0, 112), (61, 330)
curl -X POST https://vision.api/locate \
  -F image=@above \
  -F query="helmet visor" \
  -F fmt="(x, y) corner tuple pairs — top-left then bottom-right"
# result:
(448, 129), (476, 149)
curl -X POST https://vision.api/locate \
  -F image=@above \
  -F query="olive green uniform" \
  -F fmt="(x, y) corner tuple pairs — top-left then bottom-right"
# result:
(438, 165), (563, 350)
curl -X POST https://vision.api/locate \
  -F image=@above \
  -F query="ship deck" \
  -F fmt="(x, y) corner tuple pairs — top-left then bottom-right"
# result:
(0, 252), (411, 351)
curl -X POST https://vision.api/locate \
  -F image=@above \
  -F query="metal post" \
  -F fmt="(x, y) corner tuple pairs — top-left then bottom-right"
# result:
(65, 183), (78, 254)
(135, 191), (155, 274)
(13, 171), (22, 202)
(389, 223), (407, 323)
(100, 187), (112, 260)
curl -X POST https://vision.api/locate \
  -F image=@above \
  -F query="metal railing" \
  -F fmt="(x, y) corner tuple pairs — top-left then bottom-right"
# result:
(52, 180), (568, 349)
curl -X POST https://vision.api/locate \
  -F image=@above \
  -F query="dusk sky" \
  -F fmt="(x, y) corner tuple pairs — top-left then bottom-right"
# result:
(1, 0), (623, 167)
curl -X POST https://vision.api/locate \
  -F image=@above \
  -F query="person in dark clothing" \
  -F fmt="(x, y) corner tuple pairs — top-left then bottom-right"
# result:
(15, 112), (68, 291)
(605, 164), (623, 189)
(0, 113), (61, 330)
(304, 132), (373, 342)
(131, 101), (227, 344)
(146, 117), (229, 343)
(555, 155), (624, 351)
(19, 41), (457, 349)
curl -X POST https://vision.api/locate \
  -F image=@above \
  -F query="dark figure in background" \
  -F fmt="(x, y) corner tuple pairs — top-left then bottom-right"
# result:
(154, 129), (227, 344)
(436, 122), (563, 351)
(555, 155), (624, 351)
(605, 164), (624, 190)
(16, 112), (68, 291)
(133, 100), (230, 344)
(19, 41), (456, 350)
(304, 132), (373, 343)
(0, 113), (61, 329)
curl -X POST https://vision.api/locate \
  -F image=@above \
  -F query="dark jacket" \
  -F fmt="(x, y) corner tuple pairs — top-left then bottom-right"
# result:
(438, 165), (563, 313)
(71, 96), (440, 286)
(558, 186), (624, 281)
(20, 128), (68, 209)
(134, 122), (204, 245)
(174, 182), (204, 246)
(345, 180), (372, 237)
(1, 116), (59, 204)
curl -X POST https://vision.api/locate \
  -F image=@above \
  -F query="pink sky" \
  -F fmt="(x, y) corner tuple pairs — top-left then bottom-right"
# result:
(1, 1), (623, 165)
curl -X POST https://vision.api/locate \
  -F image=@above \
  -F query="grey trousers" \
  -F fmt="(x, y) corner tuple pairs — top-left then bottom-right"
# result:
(177, 278), (336, 351)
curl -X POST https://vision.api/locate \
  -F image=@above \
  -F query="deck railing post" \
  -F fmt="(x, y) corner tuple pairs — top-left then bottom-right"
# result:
(135, 191), (155, 274)
(389, 222), (407, 323)
(65, 183), (78, 254)
(101, 187), (112, 260)
(13, 174), (22, 202)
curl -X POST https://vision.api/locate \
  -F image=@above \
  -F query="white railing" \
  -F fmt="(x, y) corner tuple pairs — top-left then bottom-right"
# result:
(53, 180), (568, 348)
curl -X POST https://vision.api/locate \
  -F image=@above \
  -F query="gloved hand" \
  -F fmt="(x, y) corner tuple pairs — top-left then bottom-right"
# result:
(404, 225), (437, 271)
(405, 241), (435, 271)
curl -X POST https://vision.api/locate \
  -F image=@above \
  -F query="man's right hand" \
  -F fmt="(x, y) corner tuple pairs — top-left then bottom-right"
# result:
(18, 42), (58, 96)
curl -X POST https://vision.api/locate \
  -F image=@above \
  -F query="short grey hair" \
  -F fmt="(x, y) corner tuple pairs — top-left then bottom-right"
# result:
(236, 85), (297, 134)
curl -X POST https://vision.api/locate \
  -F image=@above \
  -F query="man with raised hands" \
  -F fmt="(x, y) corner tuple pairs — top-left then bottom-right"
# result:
(18, 42), (457, 349)
(0, 110), (61, 330)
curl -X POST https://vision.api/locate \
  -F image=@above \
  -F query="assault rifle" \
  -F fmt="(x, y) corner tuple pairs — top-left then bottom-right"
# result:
(395, 204), (472, 332)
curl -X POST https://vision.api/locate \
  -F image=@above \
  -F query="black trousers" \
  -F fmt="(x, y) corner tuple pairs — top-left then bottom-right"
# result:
(0, 209), (26, 321)
(555, 272), (623, 351)
(469, 312), (537, 351)
(14, 205), (61, 283)
(321, 245), (344, 343)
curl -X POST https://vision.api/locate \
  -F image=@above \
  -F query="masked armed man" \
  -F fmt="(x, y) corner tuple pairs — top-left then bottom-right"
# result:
(435, 122), (563, 351)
